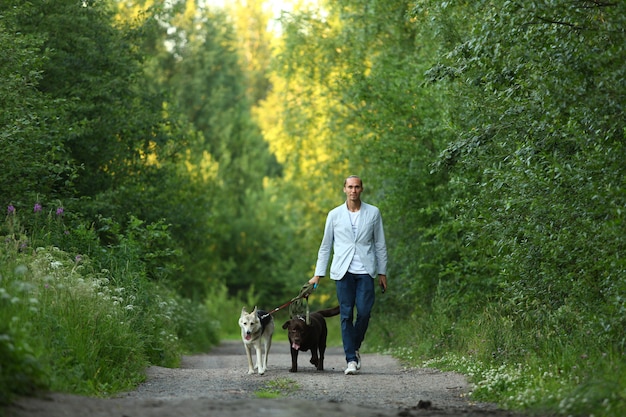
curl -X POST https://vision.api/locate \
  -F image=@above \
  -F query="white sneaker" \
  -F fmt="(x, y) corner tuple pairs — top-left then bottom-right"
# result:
(344, 361), (358, 375)
(355, 350), (361, 370)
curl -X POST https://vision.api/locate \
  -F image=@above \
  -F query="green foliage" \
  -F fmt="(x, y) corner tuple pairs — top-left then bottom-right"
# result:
(1, 0), (300, 308)
(0, 6), (76, 205)
(0, 244), (145, 398)
(139, 2), (301, 304)
(277, 0), (626, 415)
(2, 0), (626, 415)
(11, 0), (158, 198)
(0, 323), (45, 405)
(414, 0), (626, 346)
(363, 1), (626, 415)
(0, 206), (218, 402)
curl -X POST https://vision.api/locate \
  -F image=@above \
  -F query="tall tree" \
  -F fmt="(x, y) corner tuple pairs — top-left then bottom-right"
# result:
(226, 0), (274, 104)
(418, 0), (626, 296)
(0, 4), (76, 206)
(13, 0), (164, 199)
(256, 3), (355, 273)
(257, 0), (454, 309)
(129, 1), (300, 302)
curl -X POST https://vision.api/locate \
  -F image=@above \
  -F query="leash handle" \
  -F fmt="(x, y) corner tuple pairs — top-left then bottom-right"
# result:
(261, 281), (318, 319)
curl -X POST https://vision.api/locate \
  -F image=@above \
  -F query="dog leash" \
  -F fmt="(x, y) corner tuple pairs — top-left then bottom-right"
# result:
(260, 282), (317, 321)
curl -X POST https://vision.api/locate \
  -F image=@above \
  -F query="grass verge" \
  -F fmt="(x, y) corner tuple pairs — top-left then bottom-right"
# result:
(255, 378), (300, 399)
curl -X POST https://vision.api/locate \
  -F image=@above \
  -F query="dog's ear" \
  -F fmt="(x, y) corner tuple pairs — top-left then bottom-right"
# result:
(282, 321), (290, 329)
(241, 306), (247, 314)
(252, 306), (258, 314)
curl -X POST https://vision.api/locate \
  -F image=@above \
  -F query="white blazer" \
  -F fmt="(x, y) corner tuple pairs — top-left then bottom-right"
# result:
(314, 201), (387, 280)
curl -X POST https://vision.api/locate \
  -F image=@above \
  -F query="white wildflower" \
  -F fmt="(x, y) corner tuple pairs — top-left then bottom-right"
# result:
(14, 265), (28, 275)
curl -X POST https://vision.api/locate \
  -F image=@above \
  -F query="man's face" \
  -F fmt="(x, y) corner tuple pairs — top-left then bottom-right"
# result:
(344, 177), (363, 201)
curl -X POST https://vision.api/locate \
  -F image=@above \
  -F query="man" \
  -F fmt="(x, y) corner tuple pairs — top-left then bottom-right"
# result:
(308, 175), (388, 375)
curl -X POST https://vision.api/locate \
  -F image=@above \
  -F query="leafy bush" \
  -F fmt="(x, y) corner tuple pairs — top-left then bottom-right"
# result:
(0, 322), (45, 405)
(0, 203), (219, 403)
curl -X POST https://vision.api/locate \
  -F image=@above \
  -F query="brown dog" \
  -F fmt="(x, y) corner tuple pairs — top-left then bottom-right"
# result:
(282, 306), (340, 372)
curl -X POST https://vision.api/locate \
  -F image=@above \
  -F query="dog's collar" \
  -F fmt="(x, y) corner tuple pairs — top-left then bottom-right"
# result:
(297, 316), (306, 322)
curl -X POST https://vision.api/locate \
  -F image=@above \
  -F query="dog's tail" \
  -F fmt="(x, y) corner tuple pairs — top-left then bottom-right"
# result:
(316, 306), (340, 317)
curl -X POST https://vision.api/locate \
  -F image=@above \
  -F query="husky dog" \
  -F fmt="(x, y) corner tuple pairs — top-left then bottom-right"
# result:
(238, 306), (274, 375)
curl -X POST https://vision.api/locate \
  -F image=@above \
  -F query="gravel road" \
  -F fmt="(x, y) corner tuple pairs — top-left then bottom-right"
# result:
(5, 340), (530, 417)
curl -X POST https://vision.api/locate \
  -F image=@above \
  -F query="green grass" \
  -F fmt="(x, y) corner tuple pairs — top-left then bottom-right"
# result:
(255, 378), (300, 398)
(1, 247), (145, 399)
(0, 209), (219, 404)
(370, 306), (626, 417)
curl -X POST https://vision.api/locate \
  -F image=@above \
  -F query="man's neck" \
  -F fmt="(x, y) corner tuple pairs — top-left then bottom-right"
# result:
(346, 200), (361, 212)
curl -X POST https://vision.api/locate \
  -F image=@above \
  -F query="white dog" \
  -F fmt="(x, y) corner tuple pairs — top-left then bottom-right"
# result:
(238, 306), (274, 375)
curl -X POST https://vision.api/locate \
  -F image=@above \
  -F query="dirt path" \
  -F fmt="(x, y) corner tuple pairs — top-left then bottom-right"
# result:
(5, 340), (529, 417)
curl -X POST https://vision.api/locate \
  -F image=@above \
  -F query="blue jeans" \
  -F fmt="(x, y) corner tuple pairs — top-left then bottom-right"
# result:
(336, 272), (375, 363)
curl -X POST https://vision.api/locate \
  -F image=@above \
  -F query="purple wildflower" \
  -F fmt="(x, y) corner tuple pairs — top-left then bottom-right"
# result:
(75, 255), (82, 263)
(34, 203), (42, 213)
(56, 207), (64, 216)
(7, 205), (15, 215)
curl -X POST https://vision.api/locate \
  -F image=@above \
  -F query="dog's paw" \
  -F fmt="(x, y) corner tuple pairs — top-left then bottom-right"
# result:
(247, 369), (255, 375)
(310, 358), (319, 366)
(288, 368), (297, 373)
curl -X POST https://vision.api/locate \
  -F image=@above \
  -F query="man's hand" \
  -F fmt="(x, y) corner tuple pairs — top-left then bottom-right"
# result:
(309, 276), (321, 288)
(378, 274), (387, 293)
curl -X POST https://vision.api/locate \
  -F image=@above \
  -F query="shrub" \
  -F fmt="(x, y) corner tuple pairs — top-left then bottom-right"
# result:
(0, 202), (219, 401)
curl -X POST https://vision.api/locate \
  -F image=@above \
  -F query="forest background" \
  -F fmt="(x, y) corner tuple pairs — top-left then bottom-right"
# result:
(1, 0), (624, 416)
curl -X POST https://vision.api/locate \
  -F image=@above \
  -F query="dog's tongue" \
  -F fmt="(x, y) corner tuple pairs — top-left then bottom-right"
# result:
(292, 342), (300, 350)
(245, 335), (251, 341)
